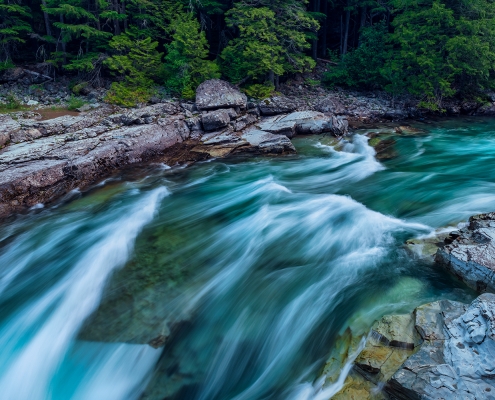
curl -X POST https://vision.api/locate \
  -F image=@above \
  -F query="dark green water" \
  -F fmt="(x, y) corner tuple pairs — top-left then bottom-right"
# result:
(0, 117), (493, 399)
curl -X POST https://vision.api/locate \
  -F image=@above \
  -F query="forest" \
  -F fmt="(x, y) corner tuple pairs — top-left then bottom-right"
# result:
(2, 0), (495, 109)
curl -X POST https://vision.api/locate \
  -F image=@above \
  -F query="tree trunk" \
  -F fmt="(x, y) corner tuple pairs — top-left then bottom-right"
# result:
(113, 0), (121, 35)
(342, 8), (351, 56)
(358, 6), (366, 45)
(321, 0), (328, 58)
(59, 14), (67, 65)
(311, 0), (320, 60)
(40, 0), (52, 37)
(122, 1), (128, 31)
(268, 70), (275, 86)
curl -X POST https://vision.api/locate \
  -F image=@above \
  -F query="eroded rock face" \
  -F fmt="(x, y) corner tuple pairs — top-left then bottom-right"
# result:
(388, 295), (495, 400)
(435, 212), (495, 293)
(196, 79), (247, 111)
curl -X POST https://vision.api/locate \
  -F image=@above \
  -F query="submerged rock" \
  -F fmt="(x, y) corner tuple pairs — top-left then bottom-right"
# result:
(196, 79), (247, 111)
(436, 212), (495, 293)
(367, 133), (398, 160)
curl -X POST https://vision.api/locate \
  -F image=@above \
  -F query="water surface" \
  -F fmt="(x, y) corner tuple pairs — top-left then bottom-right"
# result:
(0, 117), (493, 399)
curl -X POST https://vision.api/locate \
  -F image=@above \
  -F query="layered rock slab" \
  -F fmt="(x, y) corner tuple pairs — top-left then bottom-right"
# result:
(256, 111), (348, 138)
(436, 212), (495, 293)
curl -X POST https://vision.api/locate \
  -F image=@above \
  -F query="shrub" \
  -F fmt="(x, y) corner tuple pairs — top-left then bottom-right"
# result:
(67, 96), (86, 110)
(243, 83), (275, 99)
(2, 93), (22, 109)
(104, 83), (156, 107)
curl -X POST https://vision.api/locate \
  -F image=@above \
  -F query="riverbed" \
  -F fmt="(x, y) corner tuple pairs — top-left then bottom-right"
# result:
(1, 117), (494, 399)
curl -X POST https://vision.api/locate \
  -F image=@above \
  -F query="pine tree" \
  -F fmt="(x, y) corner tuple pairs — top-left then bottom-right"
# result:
(0, 0), (32, 63)
(163, 11), (220, 99)
(221, 0), (318, 87)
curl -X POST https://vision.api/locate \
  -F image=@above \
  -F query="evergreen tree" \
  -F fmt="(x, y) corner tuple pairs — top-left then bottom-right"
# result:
(163, 11), (220, 99)
(104, 33), (162, 106)
(221, 0), (318, 86)
(0, 0), (32, 63)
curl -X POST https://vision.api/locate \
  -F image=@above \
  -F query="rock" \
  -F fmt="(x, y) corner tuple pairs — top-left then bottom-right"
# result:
(257, 111), (348, 138)
(191, 128), (295, 158)
(75, 104), (91, 112)
(201, 109), (231, 131)
(196, 79), (247, 111)
(368, 136), (398, 160)
(0, 67), (25, 83)
(435, 212), (495, 293)
(234, 113), (258, 131)
(240, 129), (296, 154)
(26, 100), (39, 106)
(0, 115), (21, 147)
(388, 295), (495, 399)
(259, 96), (298, 116)
(354, 314), (421, 385)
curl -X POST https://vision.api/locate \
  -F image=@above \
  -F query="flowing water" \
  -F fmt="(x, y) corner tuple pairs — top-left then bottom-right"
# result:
(1, 117), (494, 399)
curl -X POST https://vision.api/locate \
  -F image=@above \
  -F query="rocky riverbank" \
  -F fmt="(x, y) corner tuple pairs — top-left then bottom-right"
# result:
(323, 213), (495, 399)
(0, 79), (349, 218)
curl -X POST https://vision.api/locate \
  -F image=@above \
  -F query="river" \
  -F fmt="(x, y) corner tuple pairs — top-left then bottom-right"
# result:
(0, 117), (494, 399)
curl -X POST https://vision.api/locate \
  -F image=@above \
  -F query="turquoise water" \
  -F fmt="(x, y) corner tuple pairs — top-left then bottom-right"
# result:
(0, 117), (494, 399)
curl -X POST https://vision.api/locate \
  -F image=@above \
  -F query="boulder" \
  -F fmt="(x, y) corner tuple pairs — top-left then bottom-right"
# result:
(259, 96), (298, 116)
(257, 111), (348, 138)
(201, 109), (231, 131)
(388, 295), (495, 399)
(191, 128), (295, 158)
(435, 212), (495, 293)
(196, 79), (247, 111)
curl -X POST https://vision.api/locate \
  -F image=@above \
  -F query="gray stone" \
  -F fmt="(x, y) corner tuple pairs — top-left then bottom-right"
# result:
(257, 111), (348, 138)
(436, 212), (495, 293)
(0, 115), (21, 147)
(259, 96), (298, 116)
(201, 109), (231, 131)
(196, 79), (247, 111)
(387, 295), (495, 400)
(26, 100), (39, 106)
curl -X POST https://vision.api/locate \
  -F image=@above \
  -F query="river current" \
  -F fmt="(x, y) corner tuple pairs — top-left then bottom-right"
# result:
(0, 118), (493, 399)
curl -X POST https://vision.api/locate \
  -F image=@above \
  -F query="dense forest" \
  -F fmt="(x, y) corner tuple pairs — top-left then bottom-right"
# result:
(2, 0), (495, 109)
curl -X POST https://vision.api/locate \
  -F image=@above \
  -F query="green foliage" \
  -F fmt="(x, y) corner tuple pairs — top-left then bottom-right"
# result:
(0, 0), (32, 61)
(71, 82), (88, 95)
(242, 83), (275, 99)
(67, 95), (86, 110)
(104, 34), (162, 105)
(324, 22), (388, 89)
(2, 92), (21, 109)
(221, 0), (318, 84)
(163, 12), (220, 98)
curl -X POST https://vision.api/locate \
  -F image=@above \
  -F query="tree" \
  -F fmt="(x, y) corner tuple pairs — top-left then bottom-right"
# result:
(221, 0), (318, 87)
(0, 0), (32, 63)
(104, 33), (162, 106)
(324, 20), (389, 89)
(163, 11), (220, 99)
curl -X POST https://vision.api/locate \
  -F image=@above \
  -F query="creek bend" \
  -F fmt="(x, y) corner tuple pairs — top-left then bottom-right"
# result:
(1, 117), (493, 399)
